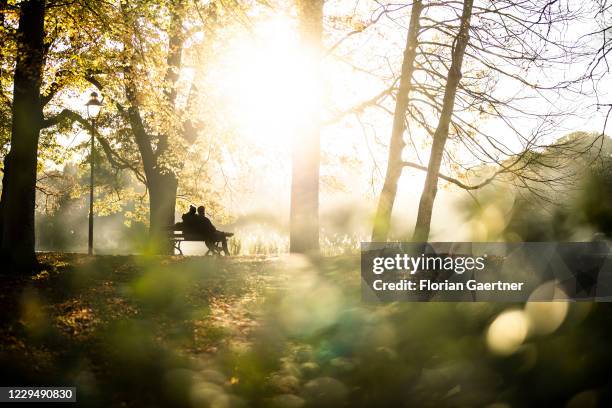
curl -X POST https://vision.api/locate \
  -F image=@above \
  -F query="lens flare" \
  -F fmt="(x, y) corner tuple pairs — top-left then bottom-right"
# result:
(486, 310), (529, 355)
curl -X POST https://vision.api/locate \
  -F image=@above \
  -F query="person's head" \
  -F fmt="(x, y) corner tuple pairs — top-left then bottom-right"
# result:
(189, 205), (196, 214)
(197, 206), (205, 216)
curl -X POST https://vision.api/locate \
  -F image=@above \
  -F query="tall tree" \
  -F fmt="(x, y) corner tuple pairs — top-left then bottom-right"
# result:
(412, 0), (474, 241)
(0, 0), (113, 267)
(119, 0), (206, 253)
(371, 0), (423, 241)
(0, 0), (46, 269)
(290, 0), (323, 253)
(52, 0), (203, 253)
(122, 4), (184, 253)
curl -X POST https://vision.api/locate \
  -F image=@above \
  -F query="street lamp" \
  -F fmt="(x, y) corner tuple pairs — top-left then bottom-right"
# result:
(85, 92), (103, 255)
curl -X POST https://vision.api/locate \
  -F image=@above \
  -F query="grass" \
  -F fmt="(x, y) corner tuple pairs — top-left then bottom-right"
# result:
(1, 253), (611, 407)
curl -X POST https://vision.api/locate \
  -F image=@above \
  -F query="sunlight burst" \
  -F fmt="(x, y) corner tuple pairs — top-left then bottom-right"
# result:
(221, 18), (321, 148)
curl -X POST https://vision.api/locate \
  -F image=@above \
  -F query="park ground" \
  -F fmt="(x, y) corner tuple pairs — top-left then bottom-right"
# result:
(1, 253), (612, 407)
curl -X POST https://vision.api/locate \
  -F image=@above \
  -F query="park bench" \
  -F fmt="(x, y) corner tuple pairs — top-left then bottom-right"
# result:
(166, 222), (232, 256)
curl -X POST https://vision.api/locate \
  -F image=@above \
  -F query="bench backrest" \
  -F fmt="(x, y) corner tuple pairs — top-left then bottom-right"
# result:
(167, 222), (214, 241)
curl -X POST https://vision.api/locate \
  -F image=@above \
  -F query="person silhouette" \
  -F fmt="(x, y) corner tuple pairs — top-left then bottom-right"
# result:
(181, 205), (198, 231)
(196, 205), (232, 256)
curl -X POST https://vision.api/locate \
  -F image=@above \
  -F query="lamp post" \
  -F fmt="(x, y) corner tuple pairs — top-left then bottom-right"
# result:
(85, 92), (102, 255)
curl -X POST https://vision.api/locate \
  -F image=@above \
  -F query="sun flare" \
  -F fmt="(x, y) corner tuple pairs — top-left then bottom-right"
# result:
(220, 18), (322, 147)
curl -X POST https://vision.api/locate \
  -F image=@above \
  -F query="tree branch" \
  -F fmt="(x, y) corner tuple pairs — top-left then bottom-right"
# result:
(401, 160), (500, 190)
(323, 78), (398, 126)
(41, 108), (147, 183)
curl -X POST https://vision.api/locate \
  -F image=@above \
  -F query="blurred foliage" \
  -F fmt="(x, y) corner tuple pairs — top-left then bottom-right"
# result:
(460, 132), (612, 241)
(1, 254), (611, 407)
(577, 161), (612, 236)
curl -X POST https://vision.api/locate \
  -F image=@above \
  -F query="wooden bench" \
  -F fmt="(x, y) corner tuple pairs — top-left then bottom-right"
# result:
(166, 224), (229, 256)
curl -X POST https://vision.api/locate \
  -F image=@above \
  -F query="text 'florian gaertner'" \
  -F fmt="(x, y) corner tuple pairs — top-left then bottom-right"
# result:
(372, 279), (525, 292)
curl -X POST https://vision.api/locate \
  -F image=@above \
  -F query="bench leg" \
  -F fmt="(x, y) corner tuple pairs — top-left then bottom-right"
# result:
(204, 244), (223, 256)
(175, 241), (183, 256)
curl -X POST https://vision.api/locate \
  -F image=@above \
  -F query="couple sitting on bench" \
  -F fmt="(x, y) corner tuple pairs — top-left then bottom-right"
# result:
(181, 205), (233, 255)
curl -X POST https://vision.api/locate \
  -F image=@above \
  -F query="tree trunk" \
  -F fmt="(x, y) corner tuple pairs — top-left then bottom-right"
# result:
(290, 0), (323, 253)
(371, 0), (423, 241)
(120, 2), (185, 255)
(148, 172), (178, 254)
(123, 89), (179, 254)
(0, 0), (7, 29)
(0, 0), (46, 270)
(412, 0), (473, 242)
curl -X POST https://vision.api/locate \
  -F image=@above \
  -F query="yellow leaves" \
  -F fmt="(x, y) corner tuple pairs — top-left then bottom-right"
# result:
(52, 260), (69, 268)
(352, 20), (368, 32)
(54, 296), (103, 338)
(93, 198), (123, 217)
(56, 305), (100, 337)
(32, 270), (50, 281)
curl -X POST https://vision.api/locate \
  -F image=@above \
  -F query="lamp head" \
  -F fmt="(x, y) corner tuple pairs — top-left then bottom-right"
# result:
(85, 91), (103, 118)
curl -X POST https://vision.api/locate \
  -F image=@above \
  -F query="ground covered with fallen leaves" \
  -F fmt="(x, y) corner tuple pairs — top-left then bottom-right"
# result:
(1, 253), (612, 407)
